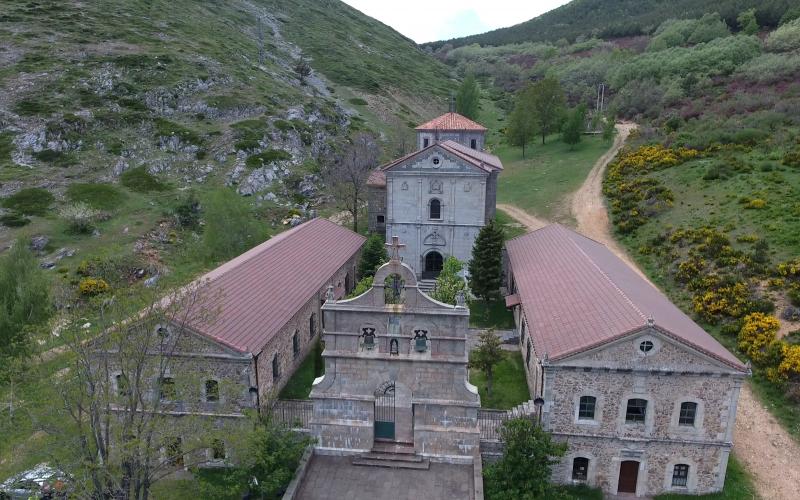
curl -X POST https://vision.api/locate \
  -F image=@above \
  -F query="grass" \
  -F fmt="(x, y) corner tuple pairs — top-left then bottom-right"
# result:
(245, 149), (292, 169)
(469, 300), (516, 330)
(469, 351), (530, 409)
(66, 183), (126, 211)
(153, 117), (202, 145)
(1, 187), (54, 216)
(120, 166), (171, 193)
(151, 469), (241, 500)
(278, 341), (322, 400)
(495, 210), (527, 240)
(654, 455), (755, 500)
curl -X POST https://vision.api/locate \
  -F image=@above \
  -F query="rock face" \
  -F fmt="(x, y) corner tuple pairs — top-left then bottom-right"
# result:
(29, 235), (49, 253)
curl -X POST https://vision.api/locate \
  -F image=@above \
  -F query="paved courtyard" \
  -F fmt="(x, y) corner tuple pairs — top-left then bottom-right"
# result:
(295, 455), (475, 500)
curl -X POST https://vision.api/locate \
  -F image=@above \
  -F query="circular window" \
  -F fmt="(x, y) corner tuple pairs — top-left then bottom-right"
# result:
(639, 340), (654, 353)
(432, 157), (440, 166)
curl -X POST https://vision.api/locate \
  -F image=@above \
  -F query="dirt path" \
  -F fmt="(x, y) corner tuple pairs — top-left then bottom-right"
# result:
(501, 122), (800, 499)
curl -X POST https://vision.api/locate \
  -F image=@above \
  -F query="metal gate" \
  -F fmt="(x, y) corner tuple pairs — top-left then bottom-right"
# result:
(374, 381), (396, 440)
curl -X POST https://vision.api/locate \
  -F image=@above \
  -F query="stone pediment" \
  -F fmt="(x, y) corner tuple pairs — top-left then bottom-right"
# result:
(386, 147), (487, 176)
(551, 327), (744, 374)
(423, 229), (446, 247)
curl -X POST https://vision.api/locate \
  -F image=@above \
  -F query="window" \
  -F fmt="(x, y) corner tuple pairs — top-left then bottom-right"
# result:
(293, 331), (299, 357)
(272, 354), (280, 382)
(309, 313), (316, 338)
(205, 380), (219, 402)
(116, 373), (129, 397)
(470, 138), (477, 150)
(572, 457), (589, 481)
(429, 199), (441, 219)
(639, 340), (654, 353)
(164, 437), (183, 467)
(362, 327), (375, 349)
(423, 138), (429, 148)
(414, 329), (428, 353)
(345, 274), (351, 293)
(211, 439), (226, 460)
(578, 396), (596, 420)
(526, 340), (531, 366)
(625, 398), (647, 423)
(376, 215), (385, 224)
(159, 377), (176, 401)
(672, 464), (689, 487)
(679, 402), (697, 426)
(156, 325), (169, 338)
(432, 157), (440, 166)
(390, 338), (399, 355)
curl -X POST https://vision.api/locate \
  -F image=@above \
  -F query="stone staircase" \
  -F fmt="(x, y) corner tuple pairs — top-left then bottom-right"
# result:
(417, 279), (436, 294)
(509, 400), (537, 419)
(352, 441), (430, 470)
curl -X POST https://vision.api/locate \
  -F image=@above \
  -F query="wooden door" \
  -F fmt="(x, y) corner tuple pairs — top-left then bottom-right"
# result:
(618, 460), (639, 494)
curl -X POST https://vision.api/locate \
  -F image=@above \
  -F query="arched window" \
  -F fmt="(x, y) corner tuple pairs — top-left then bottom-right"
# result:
(205, 380), (219, 402)
(625, 398), (647, 423)
(526, 340), (531, 366)
(292, 331), (300, 357)
(572, 457), (589, 481)
(679, 402), (697, 426)
(384, 274), (405, 304)
(309, 313), (317, 338)
(672, 464), (689, 487)
(390, 338), (399, 355)
(429, 199), (441, 219)
(272, 354), (280, 382)
(578, 396), (596, 420)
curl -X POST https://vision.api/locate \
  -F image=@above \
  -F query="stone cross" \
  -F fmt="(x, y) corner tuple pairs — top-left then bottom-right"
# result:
(386, 236), (406, 261)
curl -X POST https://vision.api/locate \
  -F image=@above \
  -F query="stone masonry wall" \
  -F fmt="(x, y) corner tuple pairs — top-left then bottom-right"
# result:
(367, 185), (386, 236)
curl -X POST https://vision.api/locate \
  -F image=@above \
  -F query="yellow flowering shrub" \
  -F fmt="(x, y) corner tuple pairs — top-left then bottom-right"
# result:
(79, 277), (110, 296)
(737, 313), (780, 364)
(744, 198), (766, 209)
(777, 344), (800, 381)
(777, 258), (800, 279)
(676, 256), (706, 283)
(693, 281), (752, 322)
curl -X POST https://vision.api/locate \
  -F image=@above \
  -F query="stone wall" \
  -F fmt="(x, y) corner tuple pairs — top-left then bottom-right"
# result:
(416, 131), (485, 151)
(367, 184), (386, 236)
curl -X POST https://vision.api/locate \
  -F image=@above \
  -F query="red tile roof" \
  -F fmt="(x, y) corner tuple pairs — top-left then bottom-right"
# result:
(367, 169), (386, 187)
(416, 112), (488, 131)
(187, 218), (364, 354)
(505, 224), (747, 371)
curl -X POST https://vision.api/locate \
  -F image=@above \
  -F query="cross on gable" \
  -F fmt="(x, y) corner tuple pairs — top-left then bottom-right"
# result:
(386, 236), (406, 261)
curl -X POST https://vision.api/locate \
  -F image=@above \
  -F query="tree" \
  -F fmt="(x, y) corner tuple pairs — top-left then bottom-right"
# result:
(738, 9), (759, 35)
(0, 241), (50, 380)
(469, 220), (504, 302)
(455, 74), (480, 119)
(506, 85), (537, 158)
(562, 104), (586, 149)
(431, 256), (467, 305)
(358, 233), (388, 278)
(202, 189), (267, 263)
(469, 329), (503, 398)
(602, 116), (616, 141)
(483, 418), (568, 499)
(324, 132), (381, 235)
(530, 76), (566, 145)
(294, 57), (312, 85)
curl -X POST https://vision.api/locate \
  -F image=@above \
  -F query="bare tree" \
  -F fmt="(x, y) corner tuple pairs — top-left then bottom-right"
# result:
(294, 57), (311, 85)
(52, 282), (236, 499)
(324, 132), (381, 234)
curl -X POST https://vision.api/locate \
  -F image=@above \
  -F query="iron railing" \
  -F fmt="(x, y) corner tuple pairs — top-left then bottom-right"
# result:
(271, 399), (313, 430)
(478, 409), (509, 441)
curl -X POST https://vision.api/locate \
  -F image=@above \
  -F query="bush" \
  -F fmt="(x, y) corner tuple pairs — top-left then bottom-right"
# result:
(153, 118), (202, 145)
(66, 183), (125, 210)
(201, 189), (268, 262)
(231, 118), (269, 151)
(788, 289), (800, 307)
(348, 97), (368, 106)
(358, 234), (388, 278)
(245, 149), (292, 169)
(78, 277), (110, 296)
(738, 312), (780, 365)
(120, 166), (170, 192)
(346, 276), (373, 298)
(1, 188), (54, 216)
(0, 212), (31, 227)
(59, 202), (100, 233)
(766, 18), (800, 52)
(744, 198), (766, 209)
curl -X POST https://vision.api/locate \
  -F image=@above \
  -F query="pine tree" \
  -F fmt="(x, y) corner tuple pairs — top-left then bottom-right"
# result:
(469, 220), (504, 302)
(358, 234), (388, 278)
(562, 104), (586, 149)
(456, 74), (480, 119)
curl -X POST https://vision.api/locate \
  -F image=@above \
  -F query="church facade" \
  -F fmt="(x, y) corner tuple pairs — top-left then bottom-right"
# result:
(310, 239), (481, 461)
(367, 112), (502, 279)
(504, 225), (748, 497)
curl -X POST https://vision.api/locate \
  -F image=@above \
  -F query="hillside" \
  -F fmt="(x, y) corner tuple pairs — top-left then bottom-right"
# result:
(425, 0), (797, 49)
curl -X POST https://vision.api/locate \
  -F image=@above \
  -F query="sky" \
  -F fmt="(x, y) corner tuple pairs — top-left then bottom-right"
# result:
(341, 1), (571, 44)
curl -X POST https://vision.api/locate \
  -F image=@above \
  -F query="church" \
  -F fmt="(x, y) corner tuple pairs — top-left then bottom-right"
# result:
(367, 111), (502, 280)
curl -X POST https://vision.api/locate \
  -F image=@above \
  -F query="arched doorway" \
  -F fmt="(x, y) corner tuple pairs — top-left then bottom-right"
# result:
(374, 381), (396, 440)
(423, 251), (443, 279)
(618, 460), (639, 494)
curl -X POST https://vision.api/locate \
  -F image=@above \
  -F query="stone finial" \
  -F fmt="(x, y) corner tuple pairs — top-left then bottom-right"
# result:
(455, 290), (466, 308)
(325, 284), (335, 302)
(386, 235), (406, 261)
(646, 316), (655, 327)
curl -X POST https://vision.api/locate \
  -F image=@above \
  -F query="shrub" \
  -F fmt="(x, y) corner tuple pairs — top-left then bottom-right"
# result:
(245, 149), (292, 169)
(66, 183), (125, 210)
(744, 198), (766, 209)
(776, 344), (800, 381)
(348, 97), (368, 106)
(0, 212), (31, 227)
(231, 119), (269, 151)
(737, 312), (780, 365)
(1, 188), (54, 216)
(120, 166), (169, 192)
(59, 202), (100, 233)
(766, 18), (800, 52)
(783, 149), (800, 168)
(153, 118), (202, 145)
(693, 280), (753, 323)
(788, 289), (800, 307)
(346, 276), (373, 299)
(78, 277), (110, 296)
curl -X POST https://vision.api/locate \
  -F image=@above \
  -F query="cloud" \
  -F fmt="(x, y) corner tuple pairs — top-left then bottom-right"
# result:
(341, 0), (570, 43)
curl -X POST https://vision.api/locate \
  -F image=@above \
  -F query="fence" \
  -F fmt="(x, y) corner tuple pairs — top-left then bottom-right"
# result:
(478, 409), (509, 441)
(272, 399), (313, 430)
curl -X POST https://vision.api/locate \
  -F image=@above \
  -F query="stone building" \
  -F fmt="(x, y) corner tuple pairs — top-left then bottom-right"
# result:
(503, 224), (748, 497)
(366, 112), (502, 279)
(310, 238), (481, 461)
(97, 218), (364, 464)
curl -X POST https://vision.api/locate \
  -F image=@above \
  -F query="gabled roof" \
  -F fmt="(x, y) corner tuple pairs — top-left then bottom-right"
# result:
(415, 112), (487, 132)
(505, 224), (747, 372)
(186, 218), (365, 354)
(366, 140), (503, 188)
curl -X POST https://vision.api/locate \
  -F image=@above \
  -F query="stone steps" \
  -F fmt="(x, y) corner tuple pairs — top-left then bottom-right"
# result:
(418, 279), (436, 293)
(352, 456), (430, 470)
(371, 440), (415, 454)
(353, 442), (429, 470)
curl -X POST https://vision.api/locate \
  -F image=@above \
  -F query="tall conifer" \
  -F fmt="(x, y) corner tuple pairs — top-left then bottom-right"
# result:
(469, 220), (504, 302)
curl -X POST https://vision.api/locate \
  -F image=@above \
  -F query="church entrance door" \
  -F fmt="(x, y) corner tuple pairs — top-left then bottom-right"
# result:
(617, 460), (639, 494)
(423, 251), (444, 279)
(374, 382), (396, 440)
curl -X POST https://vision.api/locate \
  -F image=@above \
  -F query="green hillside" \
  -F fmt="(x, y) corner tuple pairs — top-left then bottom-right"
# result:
(425, 0), (797, 49)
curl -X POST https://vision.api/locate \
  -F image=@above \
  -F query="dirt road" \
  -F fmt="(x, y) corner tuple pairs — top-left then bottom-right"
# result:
(501, 123), (800, 499)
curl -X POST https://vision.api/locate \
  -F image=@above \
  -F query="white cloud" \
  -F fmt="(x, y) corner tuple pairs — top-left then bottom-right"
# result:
(341, 0), (570, 43)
